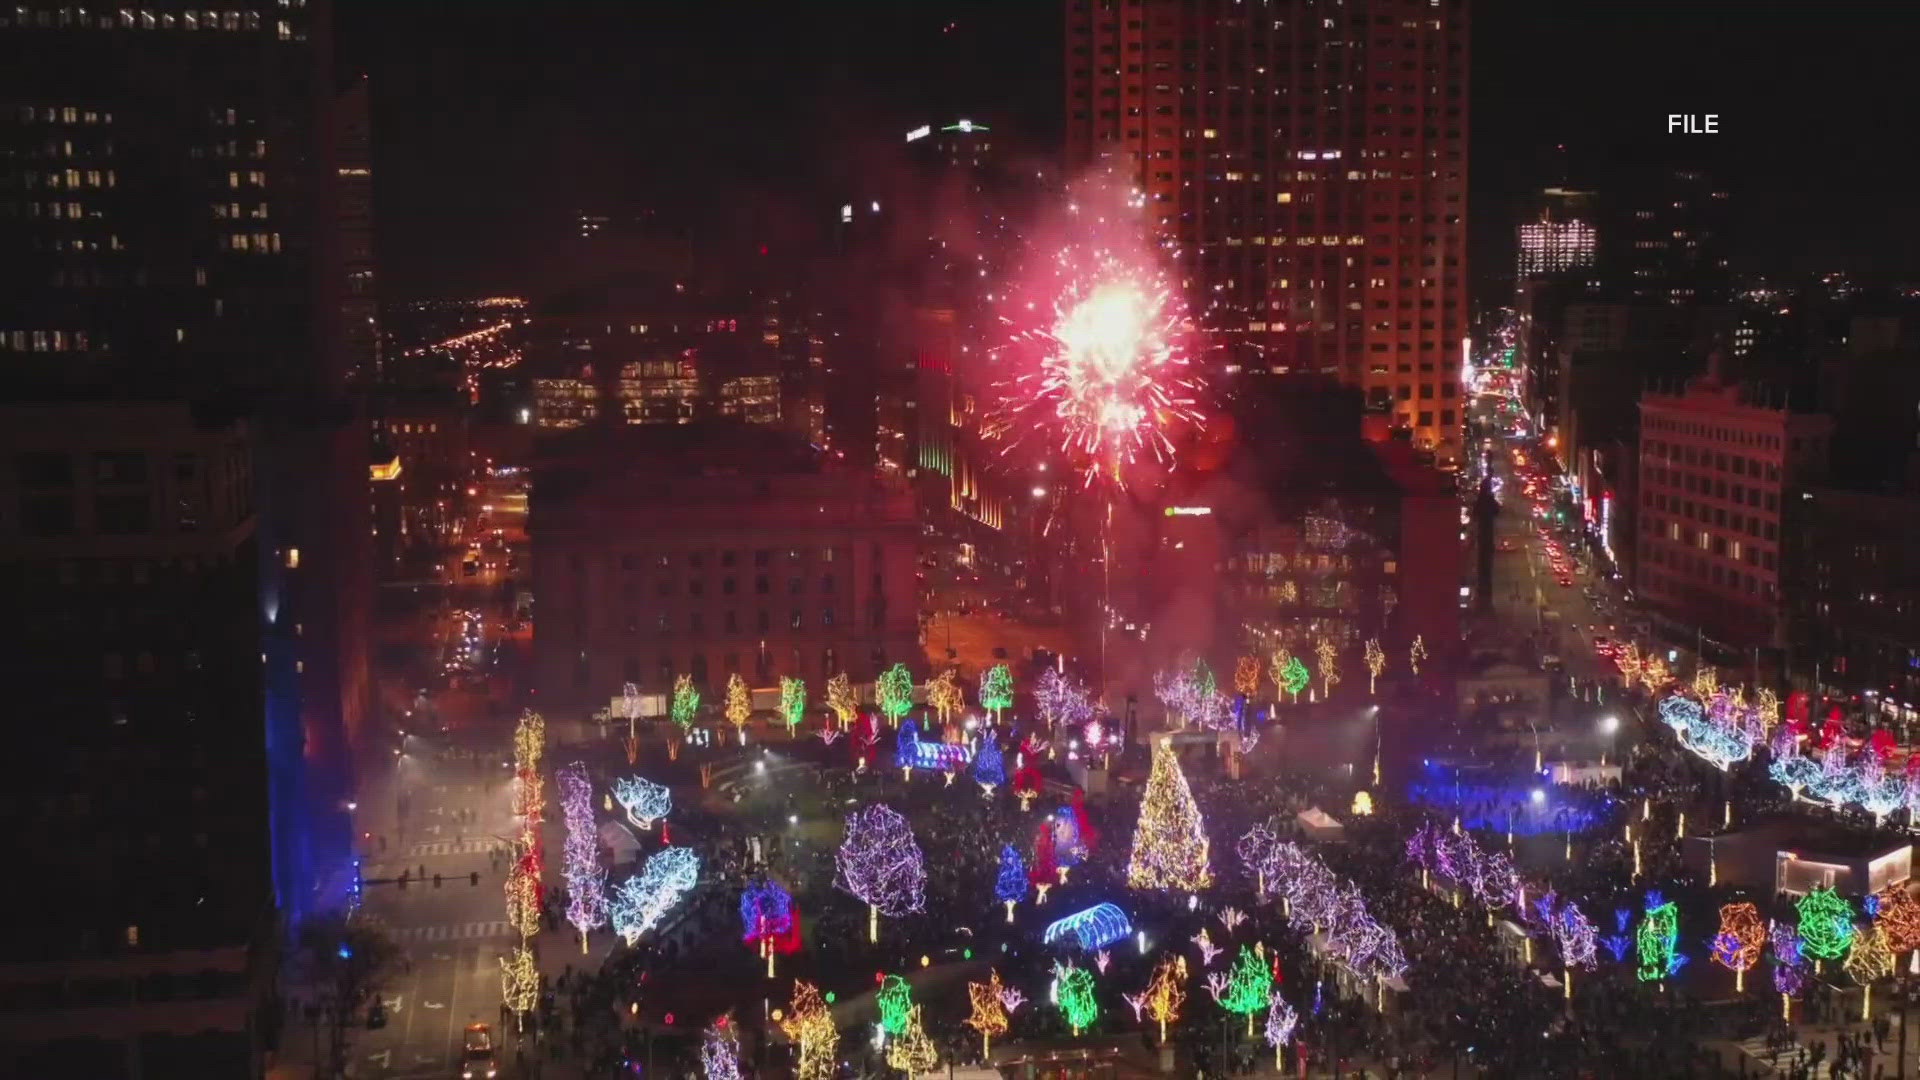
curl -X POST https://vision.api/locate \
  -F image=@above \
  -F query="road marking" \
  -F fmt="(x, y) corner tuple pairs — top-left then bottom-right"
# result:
(424, 1000), (446, 1009)
(367, 1049), (392, 1067)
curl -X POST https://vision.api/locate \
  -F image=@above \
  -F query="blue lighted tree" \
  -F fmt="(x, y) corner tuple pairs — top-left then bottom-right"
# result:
(994, 843), (1027, 922)
(974, 735), (1008, 794)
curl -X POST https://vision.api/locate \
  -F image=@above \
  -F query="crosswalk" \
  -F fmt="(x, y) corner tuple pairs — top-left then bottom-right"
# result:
(1730, 1035), (1833, 1078)
(377, 920), (515, 946)
(406, 837), (501, 858)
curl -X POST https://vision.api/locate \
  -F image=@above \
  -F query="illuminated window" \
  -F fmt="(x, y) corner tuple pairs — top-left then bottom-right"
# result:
(284, 548), (300, 568)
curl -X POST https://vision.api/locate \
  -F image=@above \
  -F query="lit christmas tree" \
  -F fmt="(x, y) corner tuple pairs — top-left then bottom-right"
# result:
(1409, 635), (1427, 676)
(980, 663), (1015, 722)
(885, 1004), (939, 1078)
(825, 672), (856, 728)
(1875, 886), (1920, 958)
(780, 677), (806, 737)
(1846, 923), (1896, 1019)
(1133, 955), (1186, 1042)
(928, 668), (963, 724)
(1054, 961), (1099, 1036)
(1364, 638), (1385, 695)
(877, 663), (914, 727)
(1233, 656), (1260, 700)
(1636, 894), (1683, 982)
(1264, 992), (1298, 1071)
(1127, 739), (1213, 890)
(500, 944), (538, 1029)
(1029, 820), (1058, 903)
(611, 775), (671, 831)
(505, 851), (541, 940)
(974, 734), (1007, 794)
(671, 674), (700, 729)
(610, 847), (700, 945)
(1267, 647), (1294, 702)
(1034, 667), (1096, 729)
(965, 970), (1012, 1057)
(835, 805), (926, 942)
(557, 762), (607, 952)
(739, 878), (798, 978)
(780, 981), (838, 1080)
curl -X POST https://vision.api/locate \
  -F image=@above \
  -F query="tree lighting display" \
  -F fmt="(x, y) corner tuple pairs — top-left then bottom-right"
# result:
(994, 844), (1027, 921)
(558, 762), (607, 951)
(1636, 894), (1683, 982)
(835, 805), (926, 942)
(780, 676), (806, 735)
(1409, 635), (1428, 676)
(780, 981), (838, 1080)
(895, 718), (969, 775)
(739, 878), (800, 976)
(1264, 993), (1299, 1070)
(885, 1004), (939, 1077)
(1053, 961), (1099, 1036)
(611, 775), (671, 830)
(1209, 945), (1274, 1035)
(1133, 955), (1186, 1042)
(1364, 638), (1385, 695)
(980, 663), (1015, 722)
(1712, 902), (1767, 993)
(1127, 739), (1213, 890)
(877, 663), (914, 726)
(500, 944), (539, 1023)
(973, 734), (1007, 794)
(724, 673), (751, 740)
(1281, 655), (1311, 702)
(1254, 834), (1408, 981)
(699, 1013), (743, 1080)
(610, 847), (699, 945)
(927, 669), (963, 724)
(965, 970), (1012, 1058)
(1875, 886), (1920, 957)
(1845, 923), (1896, 1018)
(876, 974), (915, 1035)
(1772, 922), (1809, 1007)
(671, 674), (700, 729)
(1658, 690), (1763, 771)
(825, 672), (856, 727)
(1314, 638), (1340, 697)
(1797, 886), (1856, 962)
(1233, 655), (1260, 700)
(1034, 667), (1096, 730)
(505, 851), (542, 940)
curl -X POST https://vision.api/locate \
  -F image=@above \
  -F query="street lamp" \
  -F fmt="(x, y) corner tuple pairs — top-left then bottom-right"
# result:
(1600, 714), (1619, 767)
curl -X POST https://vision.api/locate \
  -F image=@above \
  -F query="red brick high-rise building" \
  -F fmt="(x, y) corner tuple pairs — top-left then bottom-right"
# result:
(1065, 0), (1471, 464)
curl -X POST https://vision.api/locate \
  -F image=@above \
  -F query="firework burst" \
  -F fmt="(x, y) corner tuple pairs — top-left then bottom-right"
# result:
(990, 203), (1204, 488)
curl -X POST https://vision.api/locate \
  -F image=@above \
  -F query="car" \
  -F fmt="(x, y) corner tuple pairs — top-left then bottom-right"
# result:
(461, 1023), (497, 1079)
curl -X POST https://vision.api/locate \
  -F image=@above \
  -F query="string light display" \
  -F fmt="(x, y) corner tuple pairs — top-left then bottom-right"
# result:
(724, 673), (751, 739)
(965, 970), (1012, 1057)
(1033, 667), (1096, 730)
(835, 805), (926, 941)
(500, 944), (538, 1022)
(1043, 903), (1133, 952)
(699, 1013), (743, 1080)
(506, 851), (542, 940)
(876, 663), (914, 726)
(826, 672), (856, 727)
(1264, 993), (1298, 1070)
(973, 734), (1007, 793)
(1409, 635), (1427, 675)
(1238, 822), (1278, 894)
(994, 844), (1027, 921)
(1845, 923), (1895, 1017)
(927, 669), (963, 724)
(558, 762), (607, 951)
(610, 847), (699, 945)
(780, 981), (838, 1080)
(1364, 638), (1385, 694)
(980, 663), (1015, 721)
(1012, 761), (1045, 812)
(1053, 961), (1099, 1036)
(611, 775), (671, 830)
(1132, 955), (1186, 1042)
(1192, 927), (1224, 966)
(1797, 886), (1856, 962)
(1127, 739), (1213, 890)
(1636, 893), (1683, 982)
(1267, 648), (1294, 702)
(671, 675), (700, 729)
(1233, 656), (1260, 699)
(1281, 655), (1310, 701)
(1209, 945), (1274, 1035)
(1314, 638), (1340, 697)
(1875, 887), (1920, 956)
(739, 878), (800, 974)
(1658, 691), (1763, 771)
(876, 974), (915, 1035)
(895, 718), (969, 775)
(1712, 902), (1766, 993)
(885, 1004), (939, 1077)
(1252, 832), (1407, 981)
(780, 677), (806, 734)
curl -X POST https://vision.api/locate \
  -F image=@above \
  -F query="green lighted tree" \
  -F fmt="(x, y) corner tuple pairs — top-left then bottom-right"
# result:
(1798, 886), (1856, 962)
(670, 674), (700, 729)
(877, 663), (914, 727)
(876, 974), (915, 1035)
(780, 676), (806, 736)
(1055, 962), (1099, 1036)
(1191, 657), (1216, 703)
(1208, 945), (1274, 1035)
(980, 663), (1014, 722)
(1281, 656), (1310, 702)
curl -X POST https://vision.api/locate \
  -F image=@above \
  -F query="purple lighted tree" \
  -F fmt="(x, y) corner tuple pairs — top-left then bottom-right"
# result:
(557, 762), (608, 953)
(835, 805), (926, 943)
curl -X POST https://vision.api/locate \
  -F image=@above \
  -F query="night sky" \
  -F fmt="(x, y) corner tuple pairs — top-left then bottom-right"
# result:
(337, 1), (1920, 299)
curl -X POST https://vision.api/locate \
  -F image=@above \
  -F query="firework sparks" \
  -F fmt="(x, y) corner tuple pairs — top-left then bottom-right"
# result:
(990, 202), (1204, 487)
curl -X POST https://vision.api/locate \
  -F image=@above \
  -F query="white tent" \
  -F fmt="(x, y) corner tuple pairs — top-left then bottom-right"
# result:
(1296, 806), (1345, 841)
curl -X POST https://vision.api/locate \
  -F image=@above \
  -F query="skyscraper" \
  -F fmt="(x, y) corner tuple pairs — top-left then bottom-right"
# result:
(1517, 187), (1597, 277)
(0, 4), (363, 1073)
(1065, 0), (1471, 463)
